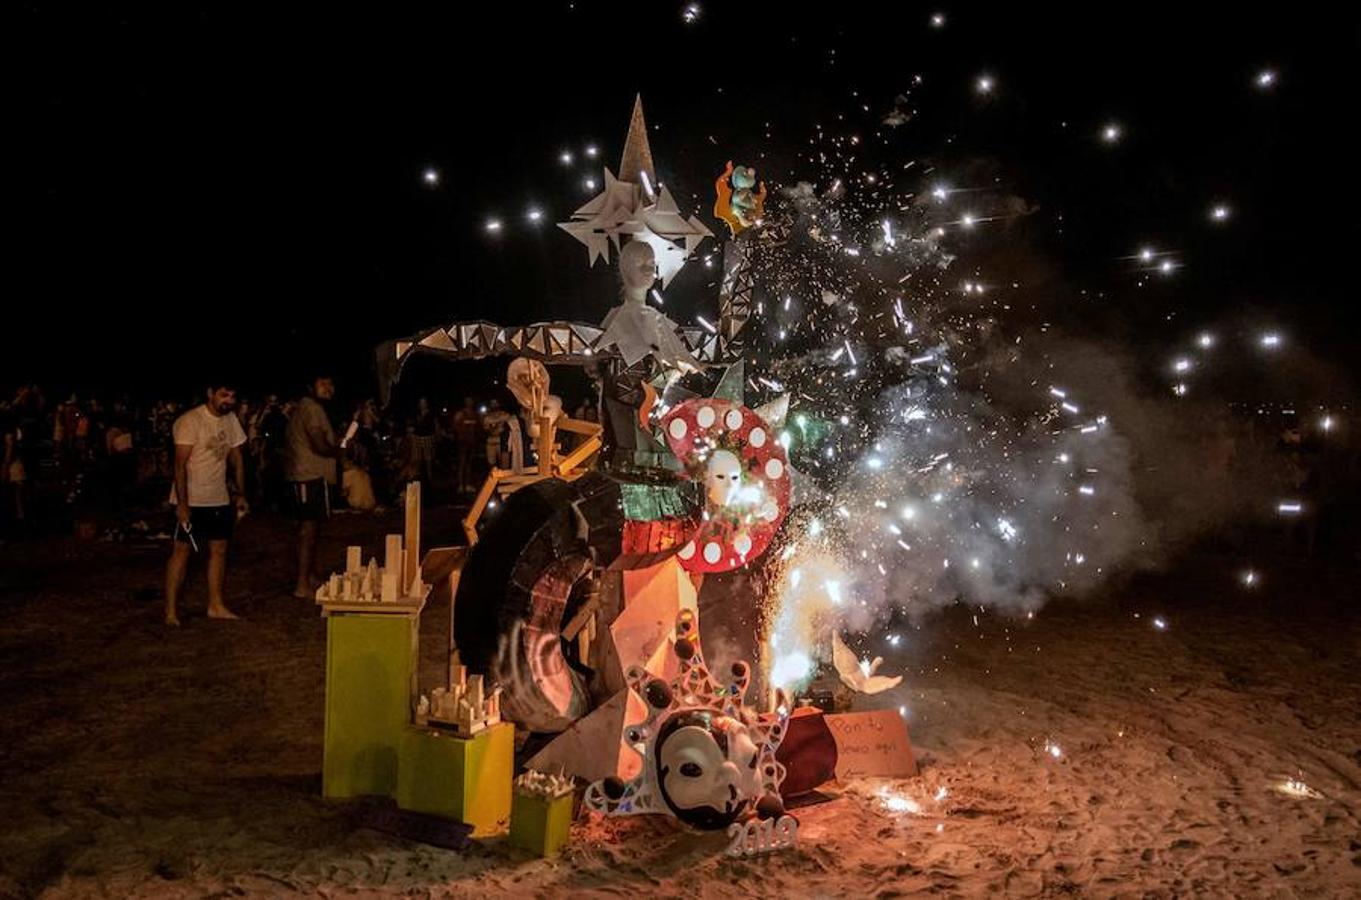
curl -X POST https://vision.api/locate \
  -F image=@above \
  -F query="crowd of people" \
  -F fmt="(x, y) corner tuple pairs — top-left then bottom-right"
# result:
(0, 381), (593, 544)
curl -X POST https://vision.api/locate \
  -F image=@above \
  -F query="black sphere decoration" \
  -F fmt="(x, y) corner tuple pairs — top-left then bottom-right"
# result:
(674, 638), (695, 660)
(645, 679), (673, 709)
(602, 776), (626, 800)
(756, 794), (786, 820)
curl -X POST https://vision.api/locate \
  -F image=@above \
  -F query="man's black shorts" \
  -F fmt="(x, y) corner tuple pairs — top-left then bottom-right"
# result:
(175, 505), (234, 546)
(289, 478), (331, 522)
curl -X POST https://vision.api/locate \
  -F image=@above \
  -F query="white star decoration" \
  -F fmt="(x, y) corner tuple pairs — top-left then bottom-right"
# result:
(559, 169), (712, 287)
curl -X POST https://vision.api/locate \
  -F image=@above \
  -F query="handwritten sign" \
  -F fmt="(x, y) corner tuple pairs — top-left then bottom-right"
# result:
(824, 709), (917, 779)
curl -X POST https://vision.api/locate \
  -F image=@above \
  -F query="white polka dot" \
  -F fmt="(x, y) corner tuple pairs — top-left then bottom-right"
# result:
(764, 458), (785, 480)
(668, 417), (688, 440)
(703, 541), (722, 564)
(748, 427), (766, 448)
(724, 408), (744, 430)
(733, 533), (752, 556)
(696, 405), (716, 428)
(677, 541), (696, 560)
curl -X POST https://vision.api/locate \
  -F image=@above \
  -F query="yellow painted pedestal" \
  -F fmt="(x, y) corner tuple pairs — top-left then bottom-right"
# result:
(396, 722), (514, 837)
(509, 791), (574, 857)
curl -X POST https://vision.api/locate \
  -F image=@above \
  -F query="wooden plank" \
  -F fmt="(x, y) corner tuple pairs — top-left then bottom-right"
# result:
(536, 417), (555, 477)
(556, 433), (601, 475)
(404, 481), (421, 591)
(554, 417), (603, 436)
(463, 473), (499, 546)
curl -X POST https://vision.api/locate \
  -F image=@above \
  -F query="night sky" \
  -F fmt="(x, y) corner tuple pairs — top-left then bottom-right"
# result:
(12, 3), (1358, 401)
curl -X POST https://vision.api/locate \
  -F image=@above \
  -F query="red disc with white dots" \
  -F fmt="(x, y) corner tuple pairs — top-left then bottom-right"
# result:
(660, 398), (790, 573)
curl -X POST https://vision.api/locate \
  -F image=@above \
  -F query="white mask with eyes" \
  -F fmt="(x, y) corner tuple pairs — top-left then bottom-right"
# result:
(657, 717), (763, 826)
(705, 449), (744, 508)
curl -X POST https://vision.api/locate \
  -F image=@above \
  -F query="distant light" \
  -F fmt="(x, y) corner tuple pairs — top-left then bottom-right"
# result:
(1321, 415), (1334, 432)
(1173, 382), (1188, 396)
(1159, 259), (1176, 275)
(526, 208), (543, 223)
(559, 151), (573, 165)
(1173, 358), (1191, 373)
(1152, 616), (1168, 631)
(484, 219), (502, 233)
(649, 288), (664, 306)
(1045, 742), (1062, 759)
(1242, 569), (1258, 587)
(1078, 485), (1095, 496)
(682, 3), (701, 23)
(932, 184), (949, 202)
(696, 315), (717, 334)
(1139, 246), (1155, 263)
(976, 74), (995, 94)
(1255, 69), (1277, 89)
(584, 177), (597, 191)
(1210, 204), (1231, 222)
(585, 145), (598, 158)
(961, 213), (976, 228)
(901, 505), (916, 520)
(930, 12), (945, 28)
(1197, 332), (1215, 349)
(421, 168), (440, 186)
(1277, 500), (1303, 515)
(1101, 122), (1121, 143)
(1260, 332), (1282, 348)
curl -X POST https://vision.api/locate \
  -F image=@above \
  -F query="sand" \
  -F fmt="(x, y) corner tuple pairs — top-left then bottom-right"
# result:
(1, 509), (1358, 898)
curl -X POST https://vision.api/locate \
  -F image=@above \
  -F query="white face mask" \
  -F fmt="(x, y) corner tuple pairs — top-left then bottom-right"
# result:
(705, 449), (744, 508)
(657, 718), (763, 822)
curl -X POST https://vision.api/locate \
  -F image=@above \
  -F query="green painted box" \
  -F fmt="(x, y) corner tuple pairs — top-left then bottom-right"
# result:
(509, 790), (574, 857)
(322, 612), (419, 799)
(396, 722), (513, 836)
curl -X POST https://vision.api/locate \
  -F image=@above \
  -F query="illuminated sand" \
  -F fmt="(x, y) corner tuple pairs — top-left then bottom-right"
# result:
(0, 512), (1357, 896)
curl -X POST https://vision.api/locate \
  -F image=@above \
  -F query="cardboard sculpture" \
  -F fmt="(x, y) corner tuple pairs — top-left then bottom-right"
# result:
(584, 610), (791, 831)
(509, 770), (576, 857)
(320, 483), (429, 799)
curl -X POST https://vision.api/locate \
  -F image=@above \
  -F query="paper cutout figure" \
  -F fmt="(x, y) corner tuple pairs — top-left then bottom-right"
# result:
(714, 161), (767, 236)
(831, 631), (903, 695)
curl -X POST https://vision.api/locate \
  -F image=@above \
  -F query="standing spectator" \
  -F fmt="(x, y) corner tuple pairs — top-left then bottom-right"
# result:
(164, 381), (248, 626)
(412, 397), (439, 486)
(482, 399), (510, 470)
(103, 402), (137, 515)
(254, 394), (290, 510)
(2, 402), (27, 534)
(452, 396), (482, 494)
(285, 375), (339, 599)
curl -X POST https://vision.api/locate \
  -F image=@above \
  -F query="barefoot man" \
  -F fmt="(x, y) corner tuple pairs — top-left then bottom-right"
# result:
(286, 375), (339, 599)
(165, 381), (248, 625)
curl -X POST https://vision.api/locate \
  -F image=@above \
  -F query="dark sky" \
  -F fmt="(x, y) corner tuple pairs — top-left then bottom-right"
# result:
(12, 2), (1359, 401)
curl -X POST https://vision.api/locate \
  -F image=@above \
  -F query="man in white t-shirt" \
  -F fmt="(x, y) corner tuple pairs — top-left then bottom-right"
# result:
(164, 382), (249, 626)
